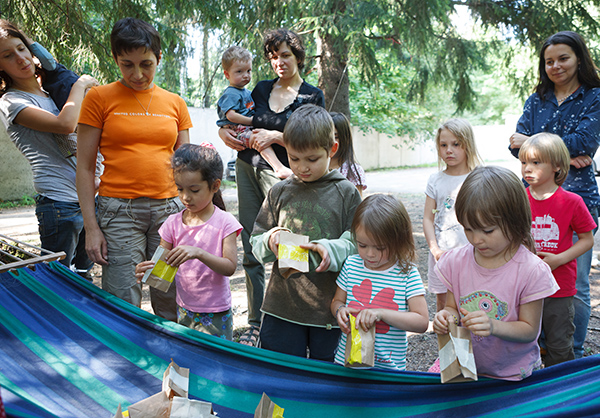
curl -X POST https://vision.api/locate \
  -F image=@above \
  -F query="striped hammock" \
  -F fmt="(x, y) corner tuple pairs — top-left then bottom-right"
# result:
(1, 262), (599, 418)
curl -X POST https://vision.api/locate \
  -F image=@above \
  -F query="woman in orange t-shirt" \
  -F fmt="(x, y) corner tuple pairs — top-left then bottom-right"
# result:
(76, 18), (192, 320)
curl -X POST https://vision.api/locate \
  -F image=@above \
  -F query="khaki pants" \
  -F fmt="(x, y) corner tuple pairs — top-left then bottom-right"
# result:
(97, 195), (183, 320)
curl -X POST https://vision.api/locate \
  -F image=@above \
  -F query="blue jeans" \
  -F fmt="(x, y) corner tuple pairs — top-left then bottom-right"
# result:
(34, 195), (92, 272)
(573, 207), (599, 358)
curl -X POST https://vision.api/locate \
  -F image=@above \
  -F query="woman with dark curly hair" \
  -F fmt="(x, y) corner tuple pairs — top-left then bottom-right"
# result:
(509, 31), (600, 359)
(219, 28), (325, 346)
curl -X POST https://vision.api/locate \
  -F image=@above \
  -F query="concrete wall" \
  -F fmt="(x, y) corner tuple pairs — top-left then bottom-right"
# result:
(0, 107), (518, 200)
(353, 121), (517, 170)
(0, 128), (35, 201)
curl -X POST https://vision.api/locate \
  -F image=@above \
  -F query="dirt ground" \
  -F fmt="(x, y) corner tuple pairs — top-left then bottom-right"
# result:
(79, 185), (600, 371)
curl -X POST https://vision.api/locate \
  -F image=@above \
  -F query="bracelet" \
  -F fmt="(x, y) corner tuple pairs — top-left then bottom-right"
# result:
(335, 304), (344, 317)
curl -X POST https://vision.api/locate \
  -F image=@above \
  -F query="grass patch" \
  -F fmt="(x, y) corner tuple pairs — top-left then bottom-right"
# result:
(0, 195), (35, 210)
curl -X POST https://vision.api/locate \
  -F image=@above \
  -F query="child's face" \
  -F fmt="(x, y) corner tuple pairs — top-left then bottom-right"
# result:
(287, 144), (336, 183)
(355, 225), (394, 271)
(224, 60), (252, 89)
(438, 129), (467, 169)
(520, 153), (559, 191)
(0, 36), (35, 81)
(115, 47), (159, 91)
(174, 170), (219, 216)
(463, 221), (513, 268)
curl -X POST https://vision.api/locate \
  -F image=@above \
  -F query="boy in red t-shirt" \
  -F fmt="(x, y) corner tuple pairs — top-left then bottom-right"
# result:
(520, 133), (596, 366)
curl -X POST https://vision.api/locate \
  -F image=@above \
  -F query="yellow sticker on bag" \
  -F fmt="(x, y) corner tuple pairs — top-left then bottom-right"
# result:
(273, 404), (285, 417)
(349, 315), (363, 364)
(278, 243), (309, 262)
(152, 260), (177, 283)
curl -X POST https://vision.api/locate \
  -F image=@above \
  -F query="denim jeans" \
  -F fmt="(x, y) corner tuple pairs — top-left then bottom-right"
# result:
(573, 206), (599, 358)
(34, 195), (92, 272)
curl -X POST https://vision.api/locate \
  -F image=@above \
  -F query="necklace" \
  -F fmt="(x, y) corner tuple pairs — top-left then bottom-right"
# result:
(131, 87), (154, 115)
(556, 85), (580, 105)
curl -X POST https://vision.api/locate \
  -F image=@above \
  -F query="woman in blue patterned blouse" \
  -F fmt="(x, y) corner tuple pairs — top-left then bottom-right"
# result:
(509, 31), (600, 359)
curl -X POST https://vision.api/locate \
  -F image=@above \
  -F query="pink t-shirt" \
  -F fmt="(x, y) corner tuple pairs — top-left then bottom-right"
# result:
(527, 187), (596, 297)
(436, 244), (559, 380)
(159, 207), (242, 313)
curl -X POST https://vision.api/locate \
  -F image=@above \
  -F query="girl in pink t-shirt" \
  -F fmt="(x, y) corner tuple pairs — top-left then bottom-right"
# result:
(136, 143), (242, 339)
(433, 166), (558, 380)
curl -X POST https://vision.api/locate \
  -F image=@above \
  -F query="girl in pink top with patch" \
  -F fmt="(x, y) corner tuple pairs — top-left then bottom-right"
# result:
(136, 143), (242, 340)
(433, 166), (559, 380)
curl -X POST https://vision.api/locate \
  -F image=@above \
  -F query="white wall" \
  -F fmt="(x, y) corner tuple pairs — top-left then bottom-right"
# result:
(0, 108), (519, 200)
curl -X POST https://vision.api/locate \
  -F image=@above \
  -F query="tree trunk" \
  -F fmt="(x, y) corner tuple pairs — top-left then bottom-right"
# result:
(202, 25), (212, 108)
(316, 30), (350, 119)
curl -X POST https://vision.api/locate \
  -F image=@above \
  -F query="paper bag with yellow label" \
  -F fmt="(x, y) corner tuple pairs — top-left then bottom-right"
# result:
(344, 314), (375, 368)
(142, 246), (177, 292)
(277, 231), (309, 279)
(254, 393), (284, 418)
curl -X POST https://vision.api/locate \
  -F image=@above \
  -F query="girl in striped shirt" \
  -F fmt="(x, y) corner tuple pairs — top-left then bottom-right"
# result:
(331, 194), (429, 370)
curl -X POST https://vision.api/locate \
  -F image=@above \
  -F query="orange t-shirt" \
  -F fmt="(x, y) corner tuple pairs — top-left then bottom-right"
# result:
(79, 82), (193, 199)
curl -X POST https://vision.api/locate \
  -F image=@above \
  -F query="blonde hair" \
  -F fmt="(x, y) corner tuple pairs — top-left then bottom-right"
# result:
(456, 166), (535, 253)
(518, 133), (570, 186)
(221, 46), (252, 70)
(351, 194), (415, 274)
(435, 118), (482, 171)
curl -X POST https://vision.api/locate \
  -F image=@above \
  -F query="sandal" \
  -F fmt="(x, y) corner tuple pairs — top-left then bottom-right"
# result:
(238, 325), (260, 347)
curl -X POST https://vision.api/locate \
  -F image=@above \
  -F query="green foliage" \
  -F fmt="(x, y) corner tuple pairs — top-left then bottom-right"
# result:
(0, 195), (35, 209)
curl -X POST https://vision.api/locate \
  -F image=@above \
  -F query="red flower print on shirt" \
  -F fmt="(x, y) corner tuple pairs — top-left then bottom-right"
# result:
(348, 279), (398, 334)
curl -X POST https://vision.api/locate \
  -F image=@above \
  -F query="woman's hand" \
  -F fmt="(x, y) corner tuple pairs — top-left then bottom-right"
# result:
(509, 132), (530, 150)
(85, 226), (108, 265)
(74, 74), (99, 91)
(218, 126), (245, 151)
(250, 128), (283, 152)
(571, 155), (593, 168)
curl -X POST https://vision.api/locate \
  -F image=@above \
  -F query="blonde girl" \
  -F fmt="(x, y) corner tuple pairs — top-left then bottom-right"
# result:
(331, 194), (429, 371)
(329, 112), (367, 195)
(433, 166), (558, 380)
(423, 118), (482, 312)
(136, 143), (242, 339)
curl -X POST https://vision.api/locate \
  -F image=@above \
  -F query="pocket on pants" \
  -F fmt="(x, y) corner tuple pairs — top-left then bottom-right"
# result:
(97, 197), (125, 230)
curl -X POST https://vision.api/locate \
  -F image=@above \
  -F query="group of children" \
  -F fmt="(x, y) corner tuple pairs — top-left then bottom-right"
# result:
(132, 42), (595, 382)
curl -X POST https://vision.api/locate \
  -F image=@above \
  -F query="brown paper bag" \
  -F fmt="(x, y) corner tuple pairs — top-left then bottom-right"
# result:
(277, 231), (309, 279)
(170, 397), (216, 417)
(254, 393), (285, 418)
(162, 360), (190, 399)
(344, 314), (375, 368)
(127, 391), (171, 418)
(141, 246), (177, 292)
(437, 322), (478, 383)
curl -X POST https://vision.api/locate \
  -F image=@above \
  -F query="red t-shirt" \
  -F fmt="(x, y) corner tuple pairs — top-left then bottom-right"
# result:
(528, 187), (596, 297)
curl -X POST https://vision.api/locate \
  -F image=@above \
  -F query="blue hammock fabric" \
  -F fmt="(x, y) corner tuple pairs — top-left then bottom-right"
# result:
(1, 262), (600, 418)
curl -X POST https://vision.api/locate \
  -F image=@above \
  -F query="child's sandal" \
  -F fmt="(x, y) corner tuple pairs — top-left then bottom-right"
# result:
(238, 325), (260, 347)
